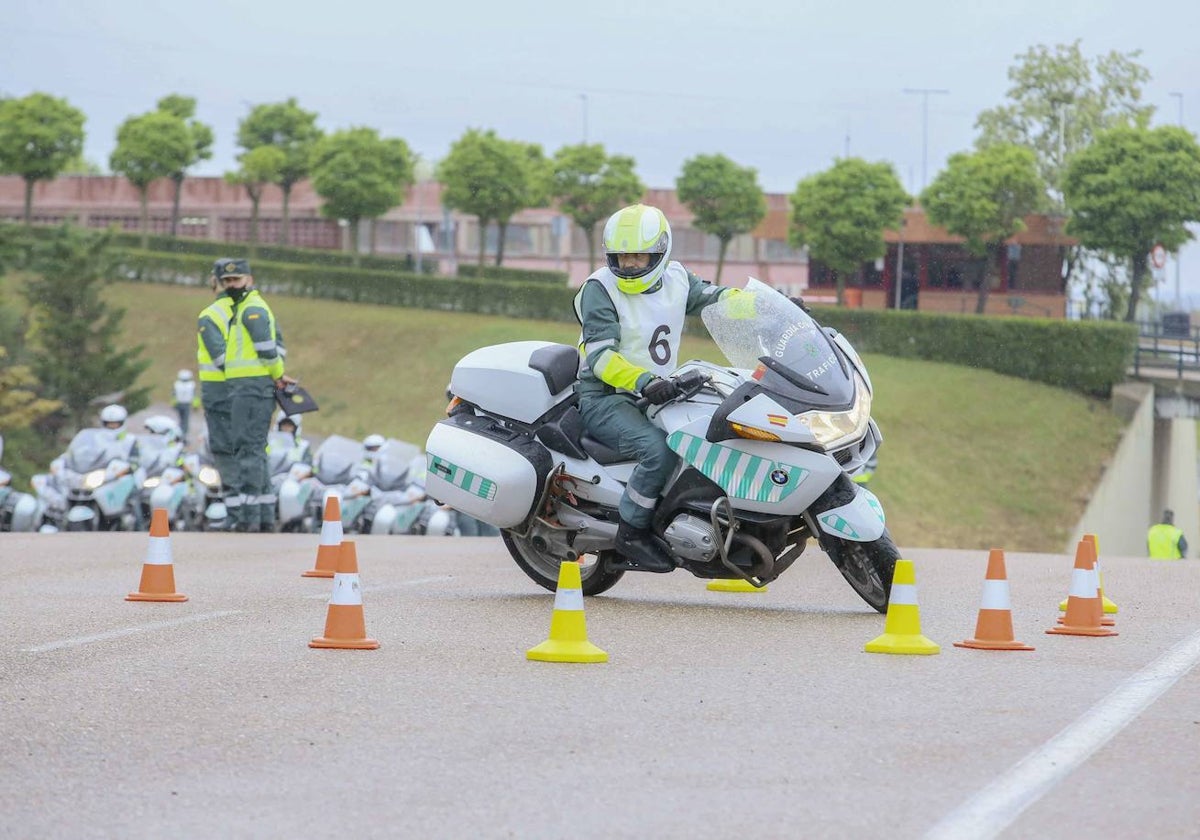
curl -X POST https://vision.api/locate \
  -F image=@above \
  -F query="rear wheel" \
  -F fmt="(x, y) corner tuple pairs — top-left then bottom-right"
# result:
(823, 529), (898, 613)
(502, 531), (625, 596)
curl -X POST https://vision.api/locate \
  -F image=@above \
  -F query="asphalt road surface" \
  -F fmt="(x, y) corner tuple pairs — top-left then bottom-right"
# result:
(2, 534), (1197, 840)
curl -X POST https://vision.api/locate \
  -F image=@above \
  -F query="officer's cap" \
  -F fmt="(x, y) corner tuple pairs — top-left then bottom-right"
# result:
(213, 258), (251, 279)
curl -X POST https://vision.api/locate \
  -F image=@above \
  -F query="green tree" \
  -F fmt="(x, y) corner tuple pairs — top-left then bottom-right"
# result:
(920, 144), (1045, 314)
(109, 111), (193, 248)
(156, 94), (214, 237)
(309, 127), (414, 267)
(224, 146), (286, 257)
(237, 99), (323, 246)
(976, 41), (1153, 203)
(1063, 126), (1200, 322)
(22, 226), (150, 430)
(675, 154), (767, 283)
(0, 93), (86, 224)
(789, 158), (909, 306)
(551, 143), (644, 269)
(438, 129), (550, 266)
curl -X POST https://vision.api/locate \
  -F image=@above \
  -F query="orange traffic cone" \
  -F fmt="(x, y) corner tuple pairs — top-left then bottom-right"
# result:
(1047, 539), (1117, 638)
(302, 493), (342, 579)
(954, 549), (1034, 651)
(309, 540), (379, 650)
(126, 508), (188, 602)
(1058, 534), (1116, 623)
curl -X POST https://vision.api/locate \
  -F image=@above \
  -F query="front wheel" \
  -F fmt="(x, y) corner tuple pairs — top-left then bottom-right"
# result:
(822, 529), (898, 613)
(502, 531), (625, 597)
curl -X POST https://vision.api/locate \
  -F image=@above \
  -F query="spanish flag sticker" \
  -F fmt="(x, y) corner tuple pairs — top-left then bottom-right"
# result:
(767, 414), (788, 427)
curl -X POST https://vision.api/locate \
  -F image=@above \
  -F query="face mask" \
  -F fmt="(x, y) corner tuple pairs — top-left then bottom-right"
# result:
(226, 286), (249, 304)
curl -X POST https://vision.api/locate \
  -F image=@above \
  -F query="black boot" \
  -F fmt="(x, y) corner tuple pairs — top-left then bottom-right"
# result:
(609, 520), (675, 573)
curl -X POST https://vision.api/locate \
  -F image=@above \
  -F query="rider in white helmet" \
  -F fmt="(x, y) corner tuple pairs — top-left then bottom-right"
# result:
(573, 204), (743, 573)
(99, 404), (129, 436)
(274, 413), (311, 466)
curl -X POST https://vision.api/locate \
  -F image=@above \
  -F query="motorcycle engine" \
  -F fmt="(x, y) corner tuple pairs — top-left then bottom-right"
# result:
(663, 514), (718, 563)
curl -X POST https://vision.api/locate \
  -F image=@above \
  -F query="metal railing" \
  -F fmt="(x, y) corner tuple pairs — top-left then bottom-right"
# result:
(1133, 320), (1200, 376)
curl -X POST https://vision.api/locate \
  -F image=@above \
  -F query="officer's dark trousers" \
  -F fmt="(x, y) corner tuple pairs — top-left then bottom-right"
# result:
(229, 377), (276, 528)
(200, 382), (237, 512)
(578, 390), (678, 529)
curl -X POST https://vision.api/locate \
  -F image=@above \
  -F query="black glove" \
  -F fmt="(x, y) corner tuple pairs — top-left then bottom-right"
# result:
(789, 296), (811, 313)
(641, 376), (681, 406)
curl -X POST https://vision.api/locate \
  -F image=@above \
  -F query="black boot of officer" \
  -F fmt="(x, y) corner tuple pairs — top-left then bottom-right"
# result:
(610, 519), (675, 573)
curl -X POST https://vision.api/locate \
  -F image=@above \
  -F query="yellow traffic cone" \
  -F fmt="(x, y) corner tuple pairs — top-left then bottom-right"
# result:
(1057, 534), (1117, 620)
(864, 558), (940, 655)
(526, 562), (607, 663)
(707, 578), (767, 593)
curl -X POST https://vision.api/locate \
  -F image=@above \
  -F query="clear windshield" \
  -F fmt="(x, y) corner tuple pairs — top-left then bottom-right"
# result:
(371, 439), (421, 490)
(65, 429), (119, 473)
(701, 278), (854, 407)
(313, 435), (364, 484)
(267, 432), (294, 474)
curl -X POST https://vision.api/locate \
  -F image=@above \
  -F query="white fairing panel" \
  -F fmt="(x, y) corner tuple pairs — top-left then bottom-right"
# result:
(814, 485), (886, 542)
(424, 422), (539, 528)
(451, 341), (575, 424)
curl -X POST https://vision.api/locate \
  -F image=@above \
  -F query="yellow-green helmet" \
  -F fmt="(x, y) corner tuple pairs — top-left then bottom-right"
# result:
(603, 204), (672, 294)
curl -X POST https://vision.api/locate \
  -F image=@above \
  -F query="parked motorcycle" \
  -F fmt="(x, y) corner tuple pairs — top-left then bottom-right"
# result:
(360, 438), (427, 535)
(138, 416), (186, 524)
(0, 435), (45, 532)
(425, 279), (896, 610)
(305, 435), (374, 533)
(32, 428), (145, 532)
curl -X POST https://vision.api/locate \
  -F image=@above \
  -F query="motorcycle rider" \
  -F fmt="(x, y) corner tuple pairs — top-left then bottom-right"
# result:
(361, 434), (385, 469)
(273, 413), (312, 467)
(574, 203), (743, 573)
(99, 404), (140, 465)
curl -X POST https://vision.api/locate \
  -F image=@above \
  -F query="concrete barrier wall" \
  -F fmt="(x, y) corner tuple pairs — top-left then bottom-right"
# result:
(1069, 383), (1156, 555)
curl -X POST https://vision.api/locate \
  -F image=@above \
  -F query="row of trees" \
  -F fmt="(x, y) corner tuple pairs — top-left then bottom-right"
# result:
(790, 42), (1200, 319)
(2, 41), (1199, 312)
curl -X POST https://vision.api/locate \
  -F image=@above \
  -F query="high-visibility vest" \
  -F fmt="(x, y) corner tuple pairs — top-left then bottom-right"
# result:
(196, 297), (235, 383)
(225, 290), (282, 380)
(1147, 523), (1184, 559)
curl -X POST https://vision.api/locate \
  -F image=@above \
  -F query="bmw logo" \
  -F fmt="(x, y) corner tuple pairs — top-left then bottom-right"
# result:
(769, 469), (789, 486)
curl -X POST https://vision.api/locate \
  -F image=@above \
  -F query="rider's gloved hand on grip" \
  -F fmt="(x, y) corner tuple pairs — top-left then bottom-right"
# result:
(641, 376), (680, 406)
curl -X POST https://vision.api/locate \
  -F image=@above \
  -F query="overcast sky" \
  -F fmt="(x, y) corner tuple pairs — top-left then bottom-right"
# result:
(4, 0), (1200, 302)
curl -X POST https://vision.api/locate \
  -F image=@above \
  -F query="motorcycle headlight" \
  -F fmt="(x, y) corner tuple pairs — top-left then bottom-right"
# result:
(143, 476), (161, 490)
(198, 466), (220, 488)
(796, 373), (873, 451)
(83, 469), (106, 491)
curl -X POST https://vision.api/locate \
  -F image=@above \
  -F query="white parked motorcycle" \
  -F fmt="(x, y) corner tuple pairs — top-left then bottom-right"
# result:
(32, 428), (145, 532)
(0, 435), (45, 532)
(425, 280), (896, 611)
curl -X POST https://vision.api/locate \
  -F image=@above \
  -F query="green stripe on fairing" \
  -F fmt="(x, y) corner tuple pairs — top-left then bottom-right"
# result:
(666, 431), (809, 503)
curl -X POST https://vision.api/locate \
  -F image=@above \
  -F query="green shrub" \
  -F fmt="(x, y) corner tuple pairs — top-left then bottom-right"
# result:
(116, 249), (578, 321)
(457, 263), (568, 285)
(810, 307), (1136, 396)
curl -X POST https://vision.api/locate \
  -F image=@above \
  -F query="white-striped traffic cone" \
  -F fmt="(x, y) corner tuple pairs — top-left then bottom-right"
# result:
(302, 492), (343, 579)
(309, 541), (379, 650)
(126, 508), (188, 602)
(953, 548), (1034, 651)
(864, 558), (939, 655)
(527, 562), (607, 663)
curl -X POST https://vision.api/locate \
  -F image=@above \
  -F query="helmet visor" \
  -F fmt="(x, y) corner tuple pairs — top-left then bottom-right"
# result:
(607, 251), (665, 280)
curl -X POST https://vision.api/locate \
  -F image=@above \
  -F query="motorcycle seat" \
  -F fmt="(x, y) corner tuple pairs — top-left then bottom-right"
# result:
(580, 434), (625, 466)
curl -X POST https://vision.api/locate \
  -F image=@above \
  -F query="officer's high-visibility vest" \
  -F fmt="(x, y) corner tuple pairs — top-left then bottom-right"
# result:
(225, 290), (283, 380)
(1148, 523), (1184, 559)
(196, 297), (235, 383)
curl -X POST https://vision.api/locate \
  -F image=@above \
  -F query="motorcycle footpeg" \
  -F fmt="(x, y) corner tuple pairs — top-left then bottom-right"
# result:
(603, 554), (675, 574)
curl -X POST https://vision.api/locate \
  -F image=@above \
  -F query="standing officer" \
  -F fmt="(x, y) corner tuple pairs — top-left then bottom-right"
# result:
(172, 369), (197, 441)
(220, 258), (294, 532)
(1148, 509), (1188, 559)
(197, 261), (240, 522)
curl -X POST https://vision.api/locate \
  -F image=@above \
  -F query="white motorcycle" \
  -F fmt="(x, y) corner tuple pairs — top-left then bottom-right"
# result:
(32, 428), (145, 532)
(425, 280), (896, 611)
(0, 435), (45, 532)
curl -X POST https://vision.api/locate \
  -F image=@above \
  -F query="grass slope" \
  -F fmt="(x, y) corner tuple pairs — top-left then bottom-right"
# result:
(106, 282), (1121, 551)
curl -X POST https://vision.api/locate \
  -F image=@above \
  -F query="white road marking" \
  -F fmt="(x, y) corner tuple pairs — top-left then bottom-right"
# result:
(24, 610), (242, 653)
(924, 628), (1200, 840)
(301, 575), (453, 599)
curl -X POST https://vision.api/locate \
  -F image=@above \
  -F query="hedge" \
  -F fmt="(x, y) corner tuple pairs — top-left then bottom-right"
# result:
(116, 249), (579, 321)
(15, 223), (437, 274)
(457, 263), (568, 285)
(809, 306), (1136, 396)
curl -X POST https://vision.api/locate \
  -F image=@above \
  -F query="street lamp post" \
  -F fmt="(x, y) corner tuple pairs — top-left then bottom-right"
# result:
(903, 88), (949, 190)
(1170, 91), (1184, 309)
(579, 93), (589, 143)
